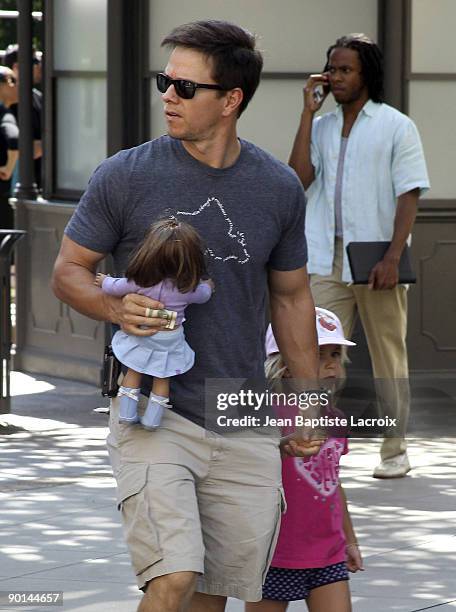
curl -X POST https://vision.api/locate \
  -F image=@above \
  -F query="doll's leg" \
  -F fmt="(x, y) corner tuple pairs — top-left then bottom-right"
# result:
(141, 377), (170, 431)
(152, 377), (170, 398)
(118, 368), (141, 424)
(123, 369), (142, 389)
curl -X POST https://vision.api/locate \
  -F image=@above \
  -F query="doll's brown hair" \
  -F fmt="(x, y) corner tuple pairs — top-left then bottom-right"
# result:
(126, 218), (207, 292)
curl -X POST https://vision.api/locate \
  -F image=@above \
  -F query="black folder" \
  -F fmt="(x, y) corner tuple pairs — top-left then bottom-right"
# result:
(346, 241), (416, 284)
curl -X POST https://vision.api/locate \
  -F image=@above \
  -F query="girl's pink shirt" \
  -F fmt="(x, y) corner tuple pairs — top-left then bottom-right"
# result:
(272, 404), (348, 569)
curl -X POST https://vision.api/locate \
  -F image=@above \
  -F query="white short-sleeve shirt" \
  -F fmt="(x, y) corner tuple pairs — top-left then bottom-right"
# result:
(305, 100), (430, 282)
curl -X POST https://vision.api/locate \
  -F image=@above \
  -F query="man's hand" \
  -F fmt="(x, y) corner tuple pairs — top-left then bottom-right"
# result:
(368, 188), (420, 290)
(346, 543), (364, 573)
(107, 292), (170, 337)
(368, 255), (400, 290)
(280, 432), (325, 457)
(303, 73), (330, 114)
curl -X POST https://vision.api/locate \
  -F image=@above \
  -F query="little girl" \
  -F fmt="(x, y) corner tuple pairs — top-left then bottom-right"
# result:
(95, 218), (213, 430)
(246, 307), (363, 612)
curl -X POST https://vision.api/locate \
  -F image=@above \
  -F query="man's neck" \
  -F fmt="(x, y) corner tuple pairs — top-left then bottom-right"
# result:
(181, 125), (241, 169)
(342, 93), (370, 121)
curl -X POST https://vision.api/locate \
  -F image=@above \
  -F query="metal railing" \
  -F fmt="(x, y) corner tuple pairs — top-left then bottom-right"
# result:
(0, 230), (26, 414)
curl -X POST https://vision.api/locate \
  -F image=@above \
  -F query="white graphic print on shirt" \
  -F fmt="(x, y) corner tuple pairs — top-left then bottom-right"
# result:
(175, 197), (250, 264)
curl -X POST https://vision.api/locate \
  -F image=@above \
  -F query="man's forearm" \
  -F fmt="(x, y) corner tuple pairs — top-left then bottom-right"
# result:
(6, 149), (18, 173)
(0, 150), (19, 179)
(53, 236), (167, 337)
(385, 189), (419, 261)
(52, 258), (117, 323)
(289, 110), (315, 190)
(269, 289), (319, 381)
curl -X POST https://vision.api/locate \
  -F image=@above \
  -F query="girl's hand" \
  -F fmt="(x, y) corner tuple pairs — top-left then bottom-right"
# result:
(94, 272), (108, 287)
(206, 278), (215, 292)
(280, 433), (325, 457)
(346, 543), (364, 573)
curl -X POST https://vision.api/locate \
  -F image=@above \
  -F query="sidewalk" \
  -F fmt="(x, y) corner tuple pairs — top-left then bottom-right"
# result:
(1, 372), (455, 612)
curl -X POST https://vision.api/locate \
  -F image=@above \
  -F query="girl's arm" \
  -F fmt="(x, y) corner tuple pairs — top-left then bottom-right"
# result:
(94, 273), (140, 297)
(339, 483), (364, 572)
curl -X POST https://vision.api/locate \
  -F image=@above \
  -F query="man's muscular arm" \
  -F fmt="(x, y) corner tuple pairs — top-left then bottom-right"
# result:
(268, 265), (319, 380)
(268, 266), (323, 457)
(52, 236), (166, 335)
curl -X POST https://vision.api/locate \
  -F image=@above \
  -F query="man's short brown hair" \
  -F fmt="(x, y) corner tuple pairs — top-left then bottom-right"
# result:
(162, 20), (263, 116)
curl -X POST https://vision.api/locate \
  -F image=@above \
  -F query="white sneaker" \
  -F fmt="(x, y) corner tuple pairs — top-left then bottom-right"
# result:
(373, 453), (411, 479)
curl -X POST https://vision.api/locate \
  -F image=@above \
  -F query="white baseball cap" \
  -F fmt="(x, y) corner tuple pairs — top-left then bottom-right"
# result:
(265, 306), (356, 357)
(315, 307), (356, 347)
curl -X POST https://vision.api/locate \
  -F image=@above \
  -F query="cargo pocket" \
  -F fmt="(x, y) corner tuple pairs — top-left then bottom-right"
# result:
(262, 486), (287, 583)
(116, 463), (163, 576)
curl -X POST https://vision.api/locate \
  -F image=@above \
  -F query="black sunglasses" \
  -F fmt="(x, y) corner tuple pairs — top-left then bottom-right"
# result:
(156, 72), (226, 100)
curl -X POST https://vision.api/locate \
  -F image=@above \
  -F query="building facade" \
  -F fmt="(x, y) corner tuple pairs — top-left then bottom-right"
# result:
(12, 0), (456, 384)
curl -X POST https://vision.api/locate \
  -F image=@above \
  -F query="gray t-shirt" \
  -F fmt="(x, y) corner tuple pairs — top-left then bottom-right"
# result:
(66, 135), (307, 426)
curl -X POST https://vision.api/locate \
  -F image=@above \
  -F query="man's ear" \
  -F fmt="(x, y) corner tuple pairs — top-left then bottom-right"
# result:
(222, 88), (244, 118)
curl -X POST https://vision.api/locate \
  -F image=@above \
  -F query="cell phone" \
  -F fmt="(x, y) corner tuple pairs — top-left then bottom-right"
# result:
(313, 82), (330, 104)
(101, 345), (121, 397)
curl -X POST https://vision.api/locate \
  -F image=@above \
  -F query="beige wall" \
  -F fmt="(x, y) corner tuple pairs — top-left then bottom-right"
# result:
(408, 0), (456, 200)
(411, 0), (456, 73)
(409, 82), (456, 200)
(149, 0), (377, 73)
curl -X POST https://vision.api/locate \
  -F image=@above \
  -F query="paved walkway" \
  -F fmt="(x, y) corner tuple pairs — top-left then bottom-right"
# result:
(0, 372), (455, 611)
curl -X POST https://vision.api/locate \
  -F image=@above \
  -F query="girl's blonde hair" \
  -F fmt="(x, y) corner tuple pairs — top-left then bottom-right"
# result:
(264, 346), (349, 389)
(264, 353), (287, 393)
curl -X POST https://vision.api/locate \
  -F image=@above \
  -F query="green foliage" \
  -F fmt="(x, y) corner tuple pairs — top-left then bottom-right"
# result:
(0, 0), (43, 56)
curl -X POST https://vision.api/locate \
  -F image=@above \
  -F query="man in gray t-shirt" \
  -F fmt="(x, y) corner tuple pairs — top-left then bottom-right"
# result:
(53, 20), (320, 612)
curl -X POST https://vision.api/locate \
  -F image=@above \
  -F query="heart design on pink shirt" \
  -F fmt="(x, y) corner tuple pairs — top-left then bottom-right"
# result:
(293, 438), (345, 498)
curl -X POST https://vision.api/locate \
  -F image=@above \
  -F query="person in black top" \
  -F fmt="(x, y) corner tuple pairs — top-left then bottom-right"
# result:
(4, 44), (42, 190)
(0, 67), (19, 229)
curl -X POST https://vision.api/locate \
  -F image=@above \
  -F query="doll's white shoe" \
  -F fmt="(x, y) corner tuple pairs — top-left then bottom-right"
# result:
(141, 394), (171, 431)
(118, 387), (141, 424)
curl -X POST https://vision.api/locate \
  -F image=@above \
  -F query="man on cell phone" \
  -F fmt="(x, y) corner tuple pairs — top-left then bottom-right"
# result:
(289, 34), (430, 478)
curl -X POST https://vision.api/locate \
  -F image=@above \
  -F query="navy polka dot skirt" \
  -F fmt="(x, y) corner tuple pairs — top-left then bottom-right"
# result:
(262, 562), (349, 601)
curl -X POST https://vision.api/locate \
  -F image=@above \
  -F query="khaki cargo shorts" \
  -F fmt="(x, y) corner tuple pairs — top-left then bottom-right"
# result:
(107, 395), (285, 602)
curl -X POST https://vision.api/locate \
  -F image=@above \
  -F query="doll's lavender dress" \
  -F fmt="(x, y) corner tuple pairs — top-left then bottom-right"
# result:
(102, 277), (212, 376)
